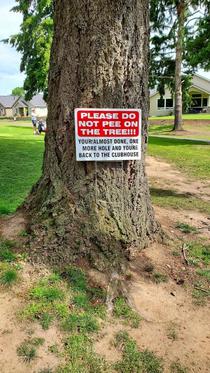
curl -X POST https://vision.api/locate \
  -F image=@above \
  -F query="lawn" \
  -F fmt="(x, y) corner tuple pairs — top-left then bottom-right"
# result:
(0, 121), (44, 215)
(0, 121), (209, 216)
(148, 137), (210, 180)
(149, 113), (210, 120)
(149, 122), (210, 140)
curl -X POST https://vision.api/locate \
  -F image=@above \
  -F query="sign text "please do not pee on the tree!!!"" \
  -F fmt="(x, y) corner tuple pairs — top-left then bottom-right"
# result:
(75, 108), (141, 161)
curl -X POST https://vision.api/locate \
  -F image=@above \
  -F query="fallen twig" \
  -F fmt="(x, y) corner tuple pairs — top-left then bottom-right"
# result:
(194, 286), (210, 294)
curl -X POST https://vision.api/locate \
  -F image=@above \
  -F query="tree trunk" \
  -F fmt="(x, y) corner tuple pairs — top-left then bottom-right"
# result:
(26, 0), (159, 270)
(173, 1), (186, 131)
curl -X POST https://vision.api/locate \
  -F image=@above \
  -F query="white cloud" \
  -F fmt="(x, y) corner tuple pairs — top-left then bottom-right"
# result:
(0, 0), (22, 39)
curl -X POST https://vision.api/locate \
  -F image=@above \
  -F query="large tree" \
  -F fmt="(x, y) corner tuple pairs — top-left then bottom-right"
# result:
(26, 0), (159, 270)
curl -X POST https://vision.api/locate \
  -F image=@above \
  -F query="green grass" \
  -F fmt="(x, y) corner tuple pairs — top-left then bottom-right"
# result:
(30, 285), (65, 302)
(152, 272), (168, 284)
(192, 287), (209, 306)
(196, 269), (210, 280)
(114, 331), (163, 373)
(0, 268), (18, 286)
(150, 187), (210, 215)
(17, 340), (37, 363)
(149, 113), (210, 120)
(57, 334), (110, 373)
(148, 137), (210, 180)
(0, 122), (44, 215)
(175, 222), (198, 234)
(113, 297), (141, 328)
(21, 268), (107, 333)
(0, 239), (16, 262)
(149, 122), (210, 140)
(170, 361), (188, 373)
(62, 266), (87, 292)
(186, 241), (210, 266)
(17, 337), (45, 363)
(166, 322), (178, 341)
(61, 312), (99, 333)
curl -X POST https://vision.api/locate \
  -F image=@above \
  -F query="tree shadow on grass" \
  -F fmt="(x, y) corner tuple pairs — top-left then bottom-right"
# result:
(150, 187), (193, 199)
(149, 137), (210, 147)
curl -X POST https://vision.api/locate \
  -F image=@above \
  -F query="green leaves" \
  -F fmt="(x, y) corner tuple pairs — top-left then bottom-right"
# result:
(7, 0), (53, 100)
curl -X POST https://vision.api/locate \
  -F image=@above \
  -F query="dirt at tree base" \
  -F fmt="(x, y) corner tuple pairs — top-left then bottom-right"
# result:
(0, 212), (27, 241)
(0, 156), (210, 372)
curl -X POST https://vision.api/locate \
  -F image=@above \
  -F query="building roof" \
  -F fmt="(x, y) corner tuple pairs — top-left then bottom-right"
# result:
(150, 73), (210, 97)
(29, 94), (47, 108)
(0, 95), (20, 108)
(191, 74), (210, 94)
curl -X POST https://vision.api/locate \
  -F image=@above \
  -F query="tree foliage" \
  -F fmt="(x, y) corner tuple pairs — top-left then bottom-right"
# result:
(150, 0), (209, 115)
(6, 0), (53, 101)
(187, 4), (210, 70)
(7, 0), (210, 106)
(11, 86), (25, 97)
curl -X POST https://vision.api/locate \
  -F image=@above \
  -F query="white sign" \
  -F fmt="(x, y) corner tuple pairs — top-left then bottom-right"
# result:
(75, 108), (141, 161)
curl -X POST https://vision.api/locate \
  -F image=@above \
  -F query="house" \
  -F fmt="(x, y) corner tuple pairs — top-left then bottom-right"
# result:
(0, 94), (47, 118)
(150, 74), (210, 117)
(0, 96), (30, 117)
(29, 94), (47, 118)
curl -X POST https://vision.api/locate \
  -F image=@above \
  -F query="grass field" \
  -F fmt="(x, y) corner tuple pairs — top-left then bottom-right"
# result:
(0, 121), (210, 216)
(0, 121), (44, 215)
(149, 122), (210, 140)
(148, 137), (210, 180)
(149, 113), (210, 120)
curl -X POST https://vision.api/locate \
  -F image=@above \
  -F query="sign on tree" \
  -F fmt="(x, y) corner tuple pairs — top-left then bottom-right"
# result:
(75, 108), (141, 161)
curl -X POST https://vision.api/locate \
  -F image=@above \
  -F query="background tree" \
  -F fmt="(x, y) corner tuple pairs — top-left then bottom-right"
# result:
(6, 0), (53, 101)
(150, 0), (206, 131)
(26, 0), (159, 270)
(11, 86), (25, 97)
(187, 3), (210, 70)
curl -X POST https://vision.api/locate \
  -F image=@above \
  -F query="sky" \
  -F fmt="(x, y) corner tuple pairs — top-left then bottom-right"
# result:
(0, 0), (25, 95)
(0, 1), (210, 96)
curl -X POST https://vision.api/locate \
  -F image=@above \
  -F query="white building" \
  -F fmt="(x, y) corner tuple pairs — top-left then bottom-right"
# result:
(150, 74), (210, 117)
(29, 94), (48, 118)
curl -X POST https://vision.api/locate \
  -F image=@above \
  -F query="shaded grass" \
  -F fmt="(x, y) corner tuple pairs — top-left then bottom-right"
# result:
(0, 267), (18, 286)
(149, 114), (210, 120)
(149, 122), (210, 140)
(150, 187), (210, 215)
(175, 222), (198, 234)
(0, 238), (16, 262)
(0, 122), (44, 215)
(148, 137), (210, 180)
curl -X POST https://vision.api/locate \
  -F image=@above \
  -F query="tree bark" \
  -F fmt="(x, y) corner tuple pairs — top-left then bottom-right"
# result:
(173, 1), (186, 131)
(26, 0), (159, 270)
